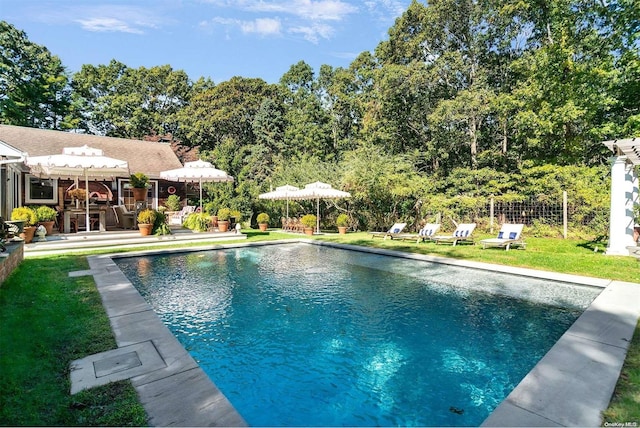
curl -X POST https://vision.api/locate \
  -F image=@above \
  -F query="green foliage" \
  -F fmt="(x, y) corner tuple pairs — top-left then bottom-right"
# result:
(217, 208), (231, 221)
(300, 214), (317, 228)
(165, 195), (181, 211)
(136, 209), (156, 224)
(0, 21), (71, 129)
(34, 205), (57, 222)
(182, 212), (211, 232)
(256, 213), (270, 224)
(336, 213), (349, 227)
(11, 207), (37, 226)
(70, 61), (192, 138)
(152, 211), (171, 235)
(129, 173), (149, 188)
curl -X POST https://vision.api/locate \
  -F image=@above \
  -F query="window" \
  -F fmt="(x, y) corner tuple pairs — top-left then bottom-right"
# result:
(25, 174), (58, 204)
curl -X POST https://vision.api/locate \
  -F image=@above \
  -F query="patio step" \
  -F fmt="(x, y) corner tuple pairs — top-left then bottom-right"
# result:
(23, 229), (246, 255)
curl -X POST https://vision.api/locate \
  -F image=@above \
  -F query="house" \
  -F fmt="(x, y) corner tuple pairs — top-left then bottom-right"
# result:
(0, 124), (187, 227)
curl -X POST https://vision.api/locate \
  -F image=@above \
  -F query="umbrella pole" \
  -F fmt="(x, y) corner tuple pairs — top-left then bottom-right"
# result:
(85, 171), (90, 233)
(199, 178), (203, 212)
(316, 197), (320, 234)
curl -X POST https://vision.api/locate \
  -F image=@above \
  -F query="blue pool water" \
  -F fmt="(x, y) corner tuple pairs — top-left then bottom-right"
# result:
(116, 243), (600, 426)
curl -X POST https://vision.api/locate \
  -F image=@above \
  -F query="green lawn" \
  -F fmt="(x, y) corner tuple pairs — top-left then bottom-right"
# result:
(0, 231), (637, 425)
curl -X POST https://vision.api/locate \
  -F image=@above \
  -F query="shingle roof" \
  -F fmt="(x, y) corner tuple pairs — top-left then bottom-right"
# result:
(0, 124), (184, 178)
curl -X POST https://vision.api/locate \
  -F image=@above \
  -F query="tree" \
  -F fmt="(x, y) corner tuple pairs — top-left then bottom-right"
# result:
(70, 61), (192, 138)
(0, 21), (71, 129)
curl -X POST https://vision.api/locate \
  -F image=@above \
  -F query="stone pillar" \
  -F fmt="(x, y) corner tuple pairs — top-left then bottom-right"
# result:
(606, 156), (636, 255)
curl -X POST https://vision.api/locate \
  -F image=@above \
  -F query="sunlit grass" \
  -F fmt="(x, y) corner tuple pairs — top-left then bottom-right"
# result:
(0, 256), (147, 426)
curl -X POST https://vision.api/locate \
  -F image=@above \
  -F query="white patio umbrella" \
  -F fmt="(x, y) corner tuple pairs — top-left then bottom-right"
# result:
(290, 181), (351, 233)
(25, 145), (129, 233)
(160, 159), (234, 211)
(258, 184), (300, 219)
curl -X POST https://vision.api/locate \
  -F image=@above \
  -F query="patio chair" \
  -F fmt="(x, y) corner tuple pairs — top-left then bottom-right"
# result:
(399, 223), (441, 243)
(370, 222), (407, 240)
(432, 223), (477, 246)
(113, 205), (135, 230)
(480, 223), (526, 251)
(168, 205), (195, 226)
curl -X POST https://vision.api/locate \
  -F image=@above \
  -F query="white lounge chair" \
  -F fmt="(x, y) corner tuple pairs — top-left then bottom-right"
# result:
(370, 222), (407, 240)
(399, 223), (441, 243)
(480, 223), (526, 250)
(432, 223), (476, 246)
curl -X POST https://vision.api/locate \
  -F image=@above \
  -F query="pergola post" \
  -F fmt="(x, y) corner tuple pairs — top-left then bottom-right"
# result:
(605, 155), (638, 255)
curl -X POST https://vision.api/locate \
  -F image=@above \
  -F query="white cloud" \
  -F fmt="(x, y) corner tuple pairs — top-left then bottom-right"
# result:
(240, 18), (282, 35)
(248, 0), (357, 21)
(289, 22), (334, 44)
(37, 5), (162, 34)
(75, 17), (144, 34)
(205, 17), (282, 37)
(203, 0), (357, 21)
(364, 0), (407, 20)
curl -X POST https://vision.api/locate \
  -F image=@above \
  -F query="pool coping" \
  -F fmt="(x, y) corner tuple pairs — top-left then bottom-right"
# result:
(85, 239), (639, 427)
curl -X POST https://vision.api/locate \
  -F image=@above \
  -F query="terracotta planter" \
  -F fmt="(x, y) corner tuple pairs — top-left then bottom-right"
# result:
(634, 226), (640, 244)
(218, 221), (229, 232)
(132, 187), (147, 201)
(21, 226), (37, 244)
(304, 227), (314, 236)
(138, 223), (153, 236)
(338, 226), (347, 235)
(259, 223), (268, 232)
(40, 221), (56, 235)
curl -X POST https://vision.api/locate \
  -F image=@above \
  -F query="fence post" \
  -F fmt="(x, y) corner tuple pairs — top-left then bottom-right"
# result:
(563, 191), (568, 239)
(490, 195), (495, 233)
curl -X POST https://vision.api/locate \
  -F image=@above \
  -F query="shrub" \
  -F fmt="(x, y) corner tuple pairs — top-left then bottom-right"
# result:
(183, 212), (211, 232)
(11, 207), (37, 226)
(300, 214), (317, 228)
(152, 211), (171, 235)
(137, 209), (156, 225)
(217, 208), (231, 221)
(257, 213), (270, 224)
(336, 213), (349, 227)
(35, 206), (58, 222)
(165, 195), (181, 211)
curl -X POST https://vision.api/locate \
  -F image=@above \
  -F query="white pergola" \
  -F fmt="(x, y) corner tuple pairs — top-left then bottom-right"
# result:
(602, 138), (639, 256)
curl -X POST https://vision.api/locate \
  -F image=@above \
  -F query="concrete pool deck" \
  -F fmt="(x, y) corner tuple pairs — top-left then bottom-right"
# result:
(75, 239), (639, 427)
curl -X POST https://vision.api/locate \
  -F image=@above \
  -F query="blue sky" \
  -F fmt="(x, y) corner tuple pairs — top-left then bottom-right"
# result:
(3, 0), (412, 84)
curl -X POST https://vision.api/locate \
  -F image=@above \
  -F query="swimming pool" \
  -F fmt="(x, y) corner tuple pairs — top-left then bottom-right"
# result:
(116, 243), (601, 426)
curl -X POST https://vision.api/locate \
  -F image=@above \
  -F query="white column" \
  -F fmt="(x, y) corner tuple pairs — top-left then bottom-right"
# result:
(606, 156), (636, 255)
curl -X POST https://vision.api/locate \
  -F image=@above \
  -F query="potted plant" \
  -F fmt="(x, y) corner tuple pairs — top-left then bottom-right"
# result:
(300, 214), (317, 236)
(137, 208), (156, 236)
(257, 213), (270, 232)
(130, 172), (149, 201)
(165, 194), (181, 212)
(217, 208), (231, 232)
(336, 213), (349, 235)
(35, 205), (58, 235)
(11, 206), (37, 243)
